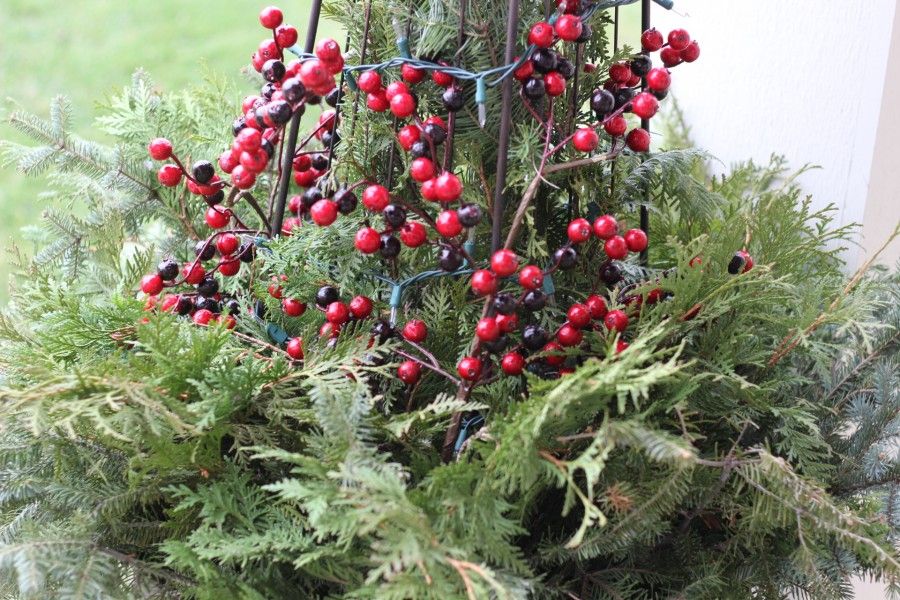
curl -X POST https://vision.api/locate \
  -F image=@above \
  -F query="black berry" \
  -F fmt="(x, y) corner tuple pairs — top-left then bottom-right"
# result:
(335, 188), (358, 214)
(382, 204), (407, 228)
(553, 246), (578, 270)
(195, 240), (216, 261)
(523, 289), (547, 311)
(197, 275), (219, 297)
(379, 234), (401, 258)
(316, 285), (340, 307)
(457, 204), (482, 227)
(438, 246), (463, 271)
(192, 161), (215, 184)
(157, 258), (179, 281)
(492, 292), (517, 315)
(522, 324), (549, 350)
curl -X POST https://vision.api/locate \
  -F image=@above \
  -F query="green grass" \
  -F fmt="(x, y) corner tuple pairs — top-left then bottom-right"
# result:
(0, 0), (339, 303)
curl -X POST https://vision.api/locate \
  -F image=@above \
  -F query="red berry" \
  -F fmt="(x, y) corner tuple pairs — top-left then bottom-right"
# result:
(349, 295), (373, 319)
(500, 352), (525, 375)
(259, 6), (283, 29)
(357, 70), (383, 93)
(183, 262), (205, 285)
(641, 27), (665, 52)
(409, 157), (435, 182)
(567, 303), (591, 328)
(567, 217), (592, 243)
(205, 205), (230, 229)
(604, 115), (627, 137)
(315, 38), (341, 62)
(490, 249), (518, 277)
(390, 93), (417, 118)
(397, 360), (422, 384)
(680, 41), (700, 63)
(557, 324), (583, 347)
(431, 69), (453, 87)
(592, 214), (618, 239)
(399, 222), (427, 247)
(470, 270), (497, 296)
(216, 233), (240, 256)
(148, 138), (173, 160)
(424, 115), (447, 128)
(286, 337), (304, 359)
(544, 71), (566, 96)
(604, 309), (629, 332)
(616, 339), (629, 353)
(604, 235), (628, 260)
(518, 265), (543, 290)
(434, 172), (463, 202)
(543, 342), (565, 366)
(325, 301), (350, 324)
(457, 356), (482, 381)
(157, 164), (182, 187)
(609, 62), (632, 83)
(319, 322), (340, 338)
(631, 92), (659, 120)
(624, 228), (648, 252)
(282, 298), (307, 317)
(585, 294), (608, 319)
(554, 14), (582, 41)
(660, 46), (682, 68)
(397, 125), (421, 150)
(140, 273), (163, 295)
(402, 319), (427, 343)
(300, 60), (333, 93)
(436, 210), (463, 238)
(667, 28), (691, 51)
(159, 294), (178, 312)
(401, 63), (426, 84)
(268, 280), (284, 299)
(218, 257), (241, 277)
(219, 150), (239, 174)
(288, 194), (303, 214)
(496, 313), (518, 333)
(310, 199), (338, 226)
(193, 309), (214, 326)
(275, 25), (299, 48)
(626, 128), (651, 152)
(475, 317), (500, 341)
(646, 68), (671, 92)
(294, 168), (320, 187)
(528, 22), (554, 48)
(572, 127), (599, 153)
(362, 184), (390, 211)
(366, 90), (390, 112)
(355, 227), (381, 254)
(236, 128), (262, 152)
(731, 250), (754, 273)
(420, 178), (439, 202)
(513, 57), (534, 81)
(384, 81), (409, 100)
(231, 165), (257, 189)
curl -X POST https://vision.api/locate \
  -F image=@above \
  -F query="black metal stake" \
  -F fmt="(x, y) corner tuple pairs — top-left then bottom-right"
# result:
(271, 0), (323, 237)
(491, 0), (520, 252)
(639, 0), (650, 265)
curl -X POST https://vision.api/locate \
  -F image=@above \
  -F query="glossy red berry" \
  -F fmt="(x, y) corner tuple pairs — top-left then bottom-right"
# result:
(390, 93), (416, 118)
(286, 337), (304, 359)
(641, 28), (665, 52)
(355, 227), (381, 254)
(518, 265), (543, 290)
(567, 218), (592, 243)
(496, 313), (518, 333)
(310, 199), (338, 226)
(259, 6), (284, 29)
(148, 138), (173, 160)
(362, 184), (390, 211)
(631, 92), (659, 120)
(501, 352), (525, 375)
(366, 90), (390, 112)
(421, 178), (439, 202)
(218, 257), (241, 277)
(401, 63), (426, 84)
(626, 128), (651, 152)
(616, 339), (630, 353)
(384, 81), (408, 100)
(680, 41), (700, 63)
(157, 164), (182, 187)
(231, 165), (257, 189)
(183, 262), (205, 285)
(604, 309), (629, 332)
(236, 128), (262, 152)
(402, 319), (428, 343)
(729, 250), (754, 274)
(319, 322), (340, 338)
(471, 270), (497, 296)
(604, 235), (628, 260)
(434, 172), (463, 202)
(281, 298), (305, 317)
(348, 295), (373, 319)
(314, 38), (341, 62)
(528, 22), (554, 48)
(543, 341), (565, 366)
(544, 72), (566, 97)
(216, 233), (240, 256)
(609, 62), (632, 83)
(603, 115), (627, 137)
(457, 356), (482, 381)
(409, 157), (435, 182)
(513, 57), (534, 81)
(140, 273), (163, 295)
(276, 25), (299, 48)
(667, 28), (691, 51)
(585, 294), (608, 319)
(624, 228), (648, 252)
(555, 14), (582, 41)
(397, 360), (422, 384)
(193, 309), (214, 326)
(399, 222), (427, 247)
(646, 68), (671, 92)
(205, 206), (230, 229)
(436, 210), (462, 238)
(567, 303), (591, 328)
(660, 47), (682, 68)
(431, 69), (453, 87)
(475, 317), (500, 341)
(593, 214), (618, 239)
(397, 125), (421, 150)
(557, 324), (583, 347)
(490, 249), (518, 277)
(357, 70), (383, 93)
(325, 301), (350, 325)
(572, 127), (599, 153)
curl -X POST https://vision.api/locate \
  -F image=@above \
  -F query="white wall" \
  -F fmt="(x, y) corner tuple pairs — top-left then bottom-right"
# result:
(654, 0), (899, 268)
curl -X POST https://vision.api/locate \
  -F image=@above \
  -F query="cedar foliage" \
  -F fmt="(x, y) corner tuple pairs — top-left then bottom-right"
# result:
(1, 1), (899, 598)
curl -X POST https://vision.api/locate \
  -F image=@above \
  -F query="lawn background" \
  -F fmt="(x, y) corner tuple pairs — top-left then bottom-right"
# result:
(0, 0), (638, 304)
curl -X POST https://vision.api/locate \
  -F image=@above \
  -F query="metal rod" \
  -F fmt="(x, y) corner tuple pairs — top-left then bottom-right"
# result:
(639, 0), (650, 265)
(271, 0), (324, 237)
(490, 0), (520, 253)
(443, 0), (469, 172)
